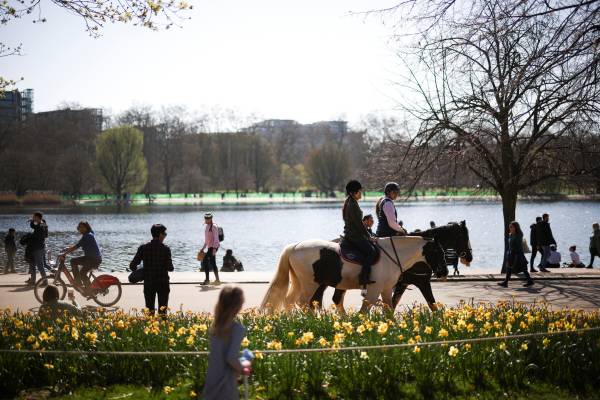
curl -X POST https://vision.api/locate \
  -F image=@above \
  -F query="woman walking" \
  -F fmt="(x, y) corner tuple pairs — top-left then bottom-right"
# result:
(498, 221), (534, 288)
(203, 286), (246, 400)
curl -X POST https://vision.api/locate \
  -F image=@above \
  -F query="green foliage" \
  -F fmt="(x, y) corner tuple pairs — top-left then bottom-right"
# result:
(307, 143), (351, 193)
(95, 126), (148, 196)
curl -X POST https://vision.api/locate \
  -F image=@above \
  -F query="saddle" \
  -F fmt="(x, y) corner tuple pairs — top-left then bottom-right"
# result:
(338, 240), (381, 266)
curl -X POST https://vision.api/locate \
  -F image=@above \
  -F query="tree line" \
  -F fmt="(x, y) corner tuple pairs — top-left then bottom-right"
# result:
(0, 105), (370, 196)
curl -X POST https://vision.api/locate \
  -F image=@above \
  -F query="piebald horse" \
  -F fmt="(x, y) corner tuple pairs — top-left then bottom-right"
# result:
(331, 221), (473, 312)
(261, 236), (448, 313)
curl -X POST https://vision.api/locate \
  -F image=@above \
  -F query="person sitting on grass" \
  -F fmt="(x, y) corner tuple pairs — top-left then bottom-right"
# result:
(221, 249), (244, 272)
(547, 245), (561, 268)
(203, 286), (246, 400)
(38, 285), (80, 318)
(567, 245), (585, 268)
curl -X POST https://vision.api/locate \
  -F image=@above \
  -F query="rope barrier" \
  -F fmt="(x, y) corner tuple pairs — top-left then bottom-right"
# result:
(1, 326), (598, 356)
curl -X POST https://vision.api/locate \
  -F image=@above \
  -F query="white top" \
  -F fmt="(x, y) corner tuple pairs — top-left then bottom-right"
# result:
(548, 250), (561, 264)
(382, 199), (403, 232)
(570, 251), (580, 264)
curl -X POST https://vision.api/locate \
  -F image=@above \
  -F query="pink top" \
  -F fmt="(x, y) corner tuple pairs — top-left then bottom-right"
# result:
(204, 224), (220, 250)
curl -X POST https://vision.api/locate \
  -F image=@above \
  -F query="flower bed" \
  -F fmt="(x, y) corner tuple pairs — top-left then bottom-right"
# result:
(1, 302), (599, 398)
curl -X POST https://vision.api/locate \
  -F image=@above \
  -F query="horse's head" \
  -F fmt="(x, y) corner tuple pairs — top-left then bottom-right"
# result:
(411, 221), (473, 267)
(455, 220), (473, 266)
(422, 239), (449, 280)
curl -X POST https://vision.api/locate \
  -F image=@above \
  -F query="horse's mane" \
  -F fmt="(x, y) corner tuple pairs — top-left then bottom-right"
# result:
(410, 223), (458, 238)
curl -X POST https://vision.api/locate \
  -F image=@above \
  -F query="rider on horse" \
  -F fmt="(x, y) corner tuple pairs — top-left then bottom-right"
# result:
(342, 180), (377, 286)
(375, 182), (406, 237)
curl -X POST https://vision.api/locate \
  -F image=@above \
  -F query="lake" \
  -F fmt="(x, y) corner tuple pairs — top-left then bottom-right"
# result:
(0, 201), (598, 274)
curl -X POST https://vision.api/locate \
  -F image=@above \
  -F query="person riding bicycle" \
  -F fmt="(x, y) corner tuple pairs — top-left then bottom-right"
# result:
(59, 221), (102, 294)
(342, 180), (376, 286)
(375, 182), (406, 237)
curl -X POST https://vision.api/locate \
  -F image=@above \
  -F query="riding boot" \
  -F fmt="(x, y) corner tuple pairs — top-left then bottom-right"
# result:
(359, 265), (375, 285)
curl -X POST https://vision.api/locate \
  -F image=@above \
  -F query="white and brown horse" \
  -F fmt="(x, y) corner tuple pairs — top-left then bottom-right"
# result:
(260, 236), (448, 313)
(331, 221), (473, 312)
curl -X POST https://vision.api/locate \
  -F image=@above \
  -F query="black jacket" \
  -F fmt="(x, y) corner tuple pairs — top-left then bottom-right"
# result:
(590, 229), (600, 254)
(343, 196), (370, 243)
(29, 221), (47, 251)
(4, 234), (16, 252)
(507, 233), (527, 270)
(536, 221), (556, 246)
(529, 224), (537, 247)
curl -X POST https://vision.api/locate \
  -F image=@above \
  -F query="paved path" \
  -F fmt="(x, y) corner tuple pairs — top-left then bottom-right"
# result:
(1, 270), (599, 313)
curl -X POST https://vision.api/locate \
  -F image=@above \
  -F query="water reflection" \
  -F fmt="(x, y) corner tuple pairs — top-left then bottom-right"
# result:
(0, 201), (597, 273)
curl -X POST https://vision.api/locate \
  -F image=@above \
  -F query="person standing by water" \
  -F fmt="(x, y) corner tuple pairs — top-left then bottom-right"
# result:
(203, 286), (246, 400)
(529, 217), (542, 272)
(588, 223), (600, 268)
(26, 212), (47, 285)
(59, 221), (102, 293)
(537, 213), (555, 272)
(129, 224), (174, 316)
(375, 182), (406, 237)
(201, 213), (221, 285)
(342, 180), (376, 286)
(3, 228), (17, 274)
(498, 221), (534, 288)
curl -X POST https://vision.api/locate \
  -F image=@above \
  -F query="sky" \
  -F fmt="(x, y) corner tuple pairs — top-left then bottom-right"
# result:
(1, 0), (405, 124)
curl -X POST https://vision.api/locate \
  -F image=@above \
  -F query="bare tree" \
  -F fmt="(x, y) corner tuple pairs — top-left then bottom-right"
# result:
(384, 0), (600, 269)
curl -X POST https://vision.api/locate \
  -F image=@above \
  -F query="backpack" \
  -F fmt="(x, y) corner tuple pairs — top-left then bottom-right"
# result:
(218, 226), (224, 242)
(19, 233), (31, 246)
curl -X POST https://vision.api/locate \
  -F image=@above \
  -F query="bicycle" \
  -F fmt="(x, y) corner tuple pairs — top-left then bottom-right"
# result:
(33, 253), (122, 307)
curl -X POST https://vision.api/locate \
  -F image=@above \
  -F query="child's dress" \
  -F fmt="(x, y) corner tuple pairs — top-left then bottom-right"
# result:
(203, 322), (245, 400)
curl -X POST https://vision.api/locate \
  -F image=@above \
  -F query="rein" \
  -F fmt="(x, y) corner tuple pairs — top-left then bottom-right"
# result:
(376, 238), (403, 273)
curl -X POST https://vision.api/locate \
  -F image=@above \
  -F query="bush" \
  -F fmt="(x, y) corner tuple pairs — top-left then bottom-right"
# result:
(21, 192), (62, 205)
(0, 193), (18, 205)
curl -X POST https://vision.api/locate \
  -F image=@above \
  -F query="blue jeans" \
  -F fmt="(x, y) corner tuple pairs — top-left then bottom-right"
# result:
(29, 249), (47, 282)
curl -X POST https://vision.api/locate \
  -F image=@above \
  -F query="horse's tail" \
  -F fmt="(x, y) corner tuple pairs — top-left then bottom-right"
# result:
(261, 243), (296, 311)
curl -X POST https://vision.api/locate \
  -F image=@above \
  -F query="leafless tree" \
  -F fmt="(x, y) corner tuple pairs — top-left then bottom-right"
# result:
(377, 0), (600, 269)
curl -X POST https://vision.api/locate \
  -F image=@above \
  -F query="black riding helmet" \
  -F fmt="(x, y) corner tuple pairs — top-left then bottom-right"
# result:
(384, 182), (400, 194)
(345, 180), (362, 196)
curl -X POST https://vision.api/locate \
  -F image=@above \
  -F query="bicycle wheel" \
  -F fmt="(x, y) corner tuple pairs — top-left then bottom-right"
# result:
(92, 280), (122, 307)
(34, 276), (67, 304)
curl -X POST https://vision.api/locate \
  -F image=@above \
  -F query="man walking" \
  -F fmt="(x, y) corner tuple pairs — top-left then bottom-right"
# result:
(529, 217), (542, 272)
(26, 212), (47, 285)
(4, 228), (17, 274)
(588, 223), (600, 268)
(201, 213), (221, 285)
(536, 213), (556, 272)
(129, 224), (174, 316)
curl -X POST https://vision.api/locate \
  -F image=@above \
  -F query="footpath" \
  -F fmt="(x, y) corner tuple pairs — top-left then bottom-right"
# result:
(0, 269), (599, 313)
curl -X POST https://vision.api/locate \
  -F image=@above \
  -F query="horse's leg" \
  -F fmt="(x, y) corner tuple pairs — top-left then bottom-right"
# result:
(381, 287), (393, 311)
(392, 281), (410, 309)
(310, 284), (328, 310)
(332, 289), (346, 314)
(284, 266), (301, 309)
(413, 276), (438, 311)
(298, 282), (320, 310)
(360, 287), (379, 313)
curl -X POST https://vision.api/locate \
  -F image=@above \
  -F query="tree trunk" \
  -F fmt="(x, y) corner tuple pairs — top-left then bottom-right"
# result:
(500, 188), (517, 273)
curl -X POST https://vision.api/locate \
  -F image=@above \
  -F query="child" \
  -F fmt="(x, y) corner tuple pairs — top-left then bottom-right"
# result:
(4, 228), (17, 274)
(546, 244), (561, 268)
(203, 287), (246, 400)
(221, 249), (244, 272)
(567, 245), (585, 268)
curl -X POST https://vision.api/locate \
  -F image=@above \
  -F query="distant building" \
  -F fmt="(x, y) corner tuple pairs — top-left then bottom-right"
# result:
(0, 89), (34, 123)
(33, 108), (104, 132)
